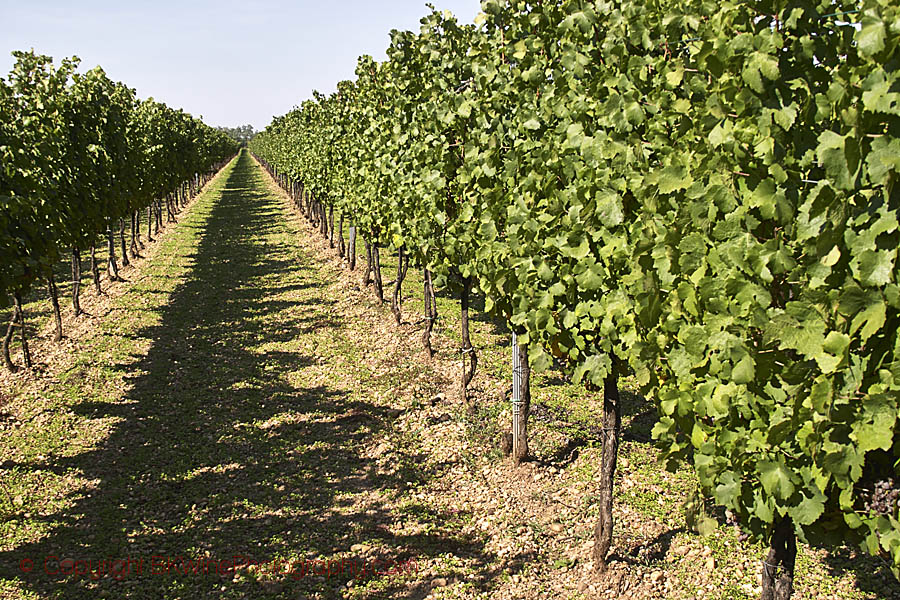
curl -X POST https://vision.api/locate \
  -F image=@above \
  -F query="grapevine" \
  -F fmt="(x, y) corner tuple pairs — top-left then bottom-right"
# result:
(249, 1), (900, 598)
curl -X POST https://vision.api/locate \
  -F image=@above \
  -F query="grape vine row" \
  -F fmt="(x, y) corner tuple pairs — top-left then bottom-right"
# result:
(250, 1), (898, 597)
(1, 50), (239, 368)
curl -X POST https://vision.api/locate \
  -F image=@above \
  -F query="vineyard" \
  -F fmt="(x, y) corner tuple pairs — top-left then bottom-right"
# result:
(1, 0), (899, 599)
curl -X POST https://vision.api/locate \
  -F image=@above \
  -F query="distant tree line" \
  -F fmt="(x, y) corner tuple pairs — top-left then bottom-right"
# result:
(215, 124), (257, 146)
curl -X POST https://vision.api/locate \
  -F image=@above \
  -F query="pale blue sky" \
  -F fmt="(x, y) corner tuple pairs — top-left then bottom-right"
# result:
(0, 0), (482, 130)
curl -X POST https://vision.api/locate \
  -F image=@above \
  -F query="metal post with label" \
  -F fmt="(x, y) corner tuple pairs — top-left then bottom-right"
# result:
(512, 332), (523, 459)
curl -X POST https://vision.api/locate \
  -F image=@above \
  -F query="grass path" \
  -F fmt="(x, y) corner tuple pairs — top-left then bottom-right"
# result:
(1, 150), (898, 600)
(0, 151), (451, 599)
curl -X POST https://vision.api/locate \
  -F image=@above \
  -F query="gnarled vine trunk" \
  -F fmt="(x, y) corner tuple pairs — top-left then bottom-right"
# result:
(13, 292), (31, 369)
(90, 245), (102, 295)
(2, 308), (17, 373)
(593, 363), (621, 574)
(372, 245), (384, 303)
(422, 268), (436, 358)
(391, 247), (409, 324)
(130, 212), (140, 257)
(47, 273), (63, 342)
(72, 247), (82, 316)
(337, 213), (345, 258)
(459, 276), (477, 412)
(119, 218), (130, 267)
(328, 205), (335, 248)
(760, 516), (796, 600)
(363, 239), (373, 286)
(107, 227), (120, 281)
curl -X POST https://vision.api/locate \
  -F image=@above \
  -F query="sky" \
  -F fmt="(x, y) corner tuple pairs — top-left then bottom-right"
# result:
(0, 0), (482, 131)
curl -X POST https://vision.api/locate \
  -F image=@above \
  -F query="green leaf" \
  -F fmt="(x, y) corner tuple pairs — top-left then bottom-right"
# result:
(742, 51), (779, 93)
(657, 165), (692, 194)
(538, 260), (555, 281)
(862, 74), (900, 116)
(665, 66), (684, 87)
(691, 423), (707, 447)
(773, 104), (797, 130)
(815, 331), (850, 373)
(754, 490), (775, 523)
(595, 190), (624, 227)
(758, 460), (795, 500)
(575, 263), (603, 290)
(856, 250), (895, 287)
(866, 137), (900, 184)
(791, 491), (825, 526)
(696, 514), (718, 537)
(624, 102), (644, 125)
(732, 354), (755, 385)
(822, 246), (841, 267)
(857, 16), (886, 57)
(573, 354), (610, 387)
(850, 298), (886, 341)
(852, 395), (896, 452)
(765, 310), (826, 360)
(816, 130), (856, 191)
(561, 234), (590, 260)
(708, 120), (732, 147)
(714, 471), (741, 506)
(529, 345), (552, 372)
(822, 331), (850, 357)
(748, 178), (777, 219)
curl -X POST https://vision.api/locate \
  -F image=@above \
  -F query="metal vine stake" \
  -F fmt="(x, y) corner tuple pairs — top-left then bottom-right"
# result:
(512, 332), (525, 459)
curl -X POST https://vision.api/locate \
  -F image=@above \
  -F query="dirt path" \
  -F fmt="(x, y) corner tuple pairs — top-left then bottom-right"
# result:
(1, 151), (897, 600)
